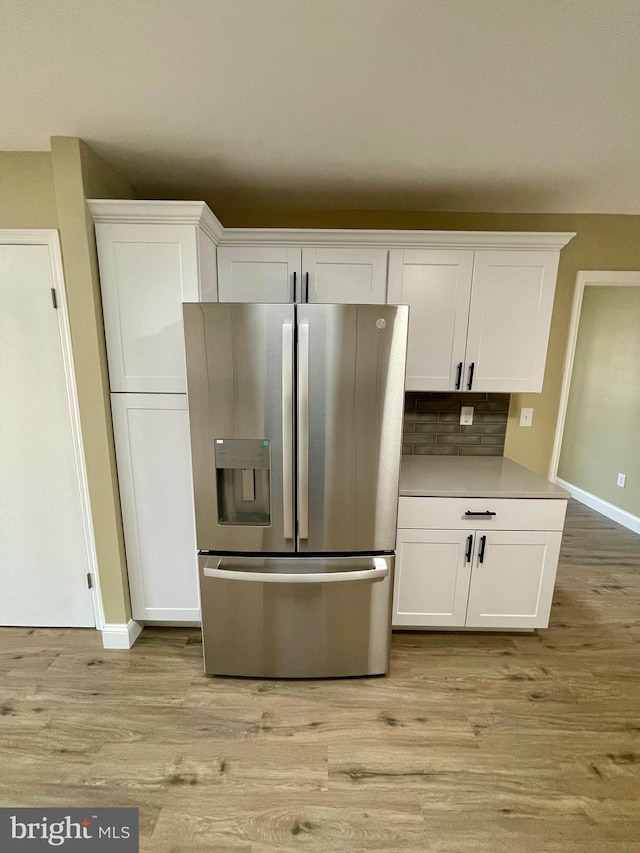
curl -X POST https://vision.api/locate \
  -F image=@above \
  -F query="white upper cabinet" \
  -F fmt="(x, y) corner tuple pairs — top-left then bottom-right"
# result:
(303, 248), (388, 303)
(217, 245), (388, 304)
(217, 247), (299, 302)
(387, 249), (473, 391)
(90, 201), (220, 393)
(465, 251), (559, 393)
(388, 246), (562, 393)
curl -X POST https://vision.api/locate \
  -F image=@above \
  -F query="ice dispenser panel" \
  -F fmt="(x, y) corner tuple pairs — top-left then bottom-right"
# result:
(215, 439), (271, 525)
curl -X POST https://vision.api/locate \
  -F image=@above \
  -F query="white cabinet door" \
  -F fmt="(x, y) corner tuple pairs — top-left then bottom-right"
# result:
(465, 530), (562, 629)
(111, 394), (199, 622)
(217, 247), (300, 302)
(393, 529), (472, 627)
(217, 246), (388, 304)
(303, 248), (388, 304)
(96, 223), (215, 393)
(466, 250), (559, 393)
(388, 250), (473, 390)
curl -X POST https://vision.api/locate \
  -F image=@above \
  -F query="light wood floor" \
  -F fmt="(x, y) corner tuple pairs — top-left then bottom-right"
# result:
(1, 500), (639, 852)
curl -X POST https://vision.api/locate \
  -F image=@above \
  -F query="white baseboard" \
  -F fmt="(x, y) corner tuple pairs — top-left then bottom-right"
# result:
(101, 620), (143, 649)
(555, 478), (640, 535)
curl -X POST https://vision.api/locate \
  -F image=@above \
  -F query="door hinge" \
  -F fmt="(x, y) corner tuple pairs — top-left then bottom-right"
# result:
(87, 572), (93, 590)
(51, 288), (58, 309)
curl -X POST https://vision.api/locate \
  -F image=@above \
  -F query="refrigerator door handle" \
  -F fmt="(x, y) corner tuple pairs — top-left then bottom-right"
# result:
(203, 557), (388, 584)
(297, 319), (310, 540)
(282, 320), (294, 540)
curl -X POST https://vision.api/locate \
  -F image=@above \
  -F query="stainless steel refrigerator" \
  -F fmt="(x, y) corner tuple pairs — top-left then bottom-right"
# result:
(183, 302), (408, 678)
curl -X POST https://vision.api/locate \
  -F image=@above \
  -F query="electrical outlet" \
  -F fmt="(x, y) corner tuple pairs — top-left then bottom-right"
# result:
(460, 406), (474, 426)
(617, 473), (626, 488)
(519, 407), (533, 427)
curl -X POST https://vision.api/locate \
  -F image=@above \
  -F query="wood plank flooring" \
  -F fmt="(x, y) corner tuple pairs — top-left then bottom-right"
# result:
(1, 500), (639, 851)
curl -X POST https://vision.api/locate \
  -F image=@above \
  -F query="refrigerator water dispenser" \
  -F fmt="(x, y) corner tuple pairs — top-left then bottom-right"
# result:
(214, 439), (271, 525)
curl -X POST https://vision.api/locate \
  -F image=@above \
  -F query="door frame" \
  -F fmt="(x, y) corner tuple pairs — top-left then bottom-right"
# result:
(549, 270), (640, 481)
(0, 230), (103, 629)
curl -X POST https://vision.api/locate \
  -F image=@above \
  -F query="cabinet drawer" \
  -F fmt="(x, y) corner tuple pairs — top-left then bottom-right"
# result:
(397, 497), (567, 532)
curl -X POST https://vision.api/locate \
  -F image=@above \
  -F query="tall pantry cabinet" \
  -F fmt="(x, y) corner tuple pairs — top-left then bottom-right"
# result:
(91, 200), (221, 622)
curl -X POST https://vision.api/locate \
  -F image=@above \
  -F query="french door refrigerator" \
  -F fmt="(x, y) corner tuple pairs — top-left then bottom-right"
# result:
(183, 302), (408, 677)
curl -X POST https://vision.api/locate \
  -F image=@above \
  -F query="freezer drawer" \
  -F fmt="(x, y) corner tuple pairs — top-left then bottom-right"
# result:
(199, 555), (394, 678)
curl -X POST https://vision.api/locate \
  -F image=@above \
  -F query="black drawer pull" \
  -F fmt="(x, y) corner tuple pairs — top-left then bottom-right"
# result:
(478, 535), (487, 564)
(464, 510), (497, 517)
(465, 534), (473, 564)
(293, 271), (297, 303)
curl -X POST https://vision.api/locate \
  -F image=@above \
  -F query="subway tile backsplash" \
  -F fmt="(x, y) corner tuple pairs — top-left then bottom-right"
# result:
(403, 392), (510, 456)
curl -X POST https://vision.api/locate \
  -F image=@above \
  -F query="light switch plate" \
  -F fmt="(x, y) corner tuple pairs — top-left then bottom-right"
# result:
(520, 407), (533, 427)
(460, 406), (474, 426)
(617, 473), (626, 488)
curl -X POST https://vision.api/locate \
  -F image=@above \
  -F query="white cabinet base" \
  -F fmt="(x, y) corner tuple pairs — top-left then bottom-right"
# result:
(111, 394), (200, 622)
(465, 531), (562, 629)
(393, 496), (566, 631)
(393, 529), (471, 627)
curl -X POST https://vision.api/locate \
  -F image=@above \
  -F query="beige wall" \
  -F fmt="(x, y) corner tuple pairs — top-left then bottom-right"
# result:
(0, 152), (58, 228)
(50, 137), (135, 624)
(1, 141), (135, 625)
(217, 208), (640, 476)
(558, 286), (640, 515)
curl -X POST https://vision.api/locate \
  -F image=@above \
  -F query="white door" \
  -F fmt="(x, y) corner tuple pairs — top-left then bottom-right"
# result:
(465, 530), (561, 629)
(387, 250), (473, 390)
(217, 247), (300, 302)
(0, 241), (94, 627)
(466, 250), (559, 393)
(110, 393), (200, 622)
(392, 529), (472, 627)
(303, 248), (388, 304)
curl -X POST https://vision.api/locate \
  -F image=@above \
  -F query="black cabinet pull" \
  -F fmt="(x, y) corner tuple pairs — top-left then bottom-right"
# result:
(465, 534), (473, 564)
(464, 510), (496, 517)
(455, 362), (463, 390)
(305, 272), (309, 303)
(478, 535), (487, 564)
(467, 362), (475, 390)
(293, 271), (297, 303)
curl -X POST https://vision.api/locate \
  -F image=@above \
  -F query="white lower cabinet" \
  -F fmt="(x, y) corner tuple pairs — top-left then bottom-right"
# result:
(111, 394), (200, 622)
(464, 530), (562, 629)
(393, 497), (567, 630)
(394, 529), (472, 627)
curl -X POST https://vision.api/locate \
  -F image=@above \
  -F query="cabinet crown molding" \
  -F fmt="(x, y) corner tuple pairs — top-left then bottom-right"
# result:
(88, 200), (575, 252)
(218, 228), (576, 251)
(87, 200), (225, 243)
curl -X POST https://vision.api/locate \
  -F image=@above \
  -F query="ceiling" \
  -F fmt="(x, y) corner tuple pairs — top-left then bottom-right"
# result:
(1, 0), (639, 214)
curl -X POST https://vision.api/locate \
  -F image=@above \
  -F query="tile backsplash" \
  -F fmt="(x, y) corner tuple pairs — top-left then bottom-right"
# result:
(403, 392), (510, 456)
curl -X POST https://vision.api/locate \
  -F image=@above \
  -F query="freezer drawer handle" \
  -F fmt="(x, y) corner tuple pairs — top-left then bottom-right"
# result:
(282, 321), (294, 539)
(203, 557), (388, 584)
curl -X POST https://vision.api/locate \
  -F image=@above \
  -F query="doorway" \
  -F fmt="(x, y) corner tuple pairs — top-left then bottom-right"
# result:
(550, 270), (640, 534)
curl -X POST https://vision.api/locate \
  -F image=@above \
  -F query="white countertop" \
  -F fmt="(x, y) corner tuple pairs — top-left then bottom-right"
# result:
(399, 456), (570, 499)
